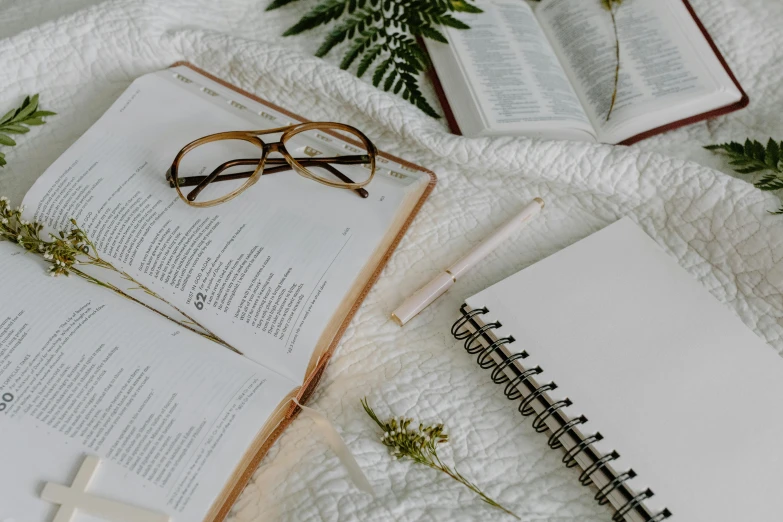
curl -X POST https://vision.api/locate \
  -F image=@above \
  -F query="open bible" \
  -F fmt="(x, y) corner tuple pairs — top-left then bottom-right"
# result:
(425, 0), (748, 144)
(0, 63), (435, 521)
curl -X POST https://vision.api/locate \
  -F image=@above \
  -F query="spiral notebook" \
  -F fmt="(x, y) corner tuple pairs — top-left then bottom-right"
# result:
(451, 218), (783, 521)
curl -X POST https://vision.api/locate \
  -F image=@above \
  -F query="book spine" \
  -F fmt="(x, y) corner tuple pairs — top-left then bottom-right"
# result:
(451, 304), (671, 522)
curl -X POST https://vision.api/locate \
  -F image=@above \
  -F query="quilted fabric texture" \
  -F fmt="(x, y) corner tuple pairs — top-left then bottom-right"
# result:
(1, 0), (782, 520)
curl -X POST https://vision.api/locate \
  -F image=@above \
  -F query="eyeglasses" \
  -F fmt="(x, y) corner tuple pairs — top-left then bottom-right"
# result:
(166, 122), (378, 207)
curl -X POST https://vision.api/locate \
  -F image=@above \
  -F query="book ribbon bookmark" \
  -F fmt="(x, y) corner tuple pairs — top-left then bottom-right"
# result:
(293, 398), (375, 496)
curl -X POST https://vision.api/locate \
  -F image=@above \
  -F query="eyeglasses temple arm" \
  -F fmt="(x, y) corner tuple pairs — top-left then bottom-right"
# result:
(170, 159), (369, 198)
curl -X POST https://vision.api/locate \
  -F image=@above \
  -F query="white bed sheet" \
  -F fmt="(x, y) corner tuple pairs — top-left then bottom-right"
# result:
(1, 0), (782, 520)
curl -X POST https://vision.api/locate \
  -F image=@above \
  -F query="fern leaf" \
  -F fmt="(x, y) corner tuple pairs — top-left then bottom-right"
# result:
(279, 0), (478, 117)
(283, 0), (348, 36)
(765, 138), (780, 170)
(744, 138), (754, 158)
(436, 13), (470, 29)
(266, 0), (303, 11)
(340, 27), (380, 69)
(357, 44), (384, 77)
(316, 13), (367, 57)
(415, 25), (448, 43)
(372, 57), (393, 87)
(414, 93), (441, 118)
(383, 69), (398, 91)
(449, 0), (482, 13)
(734, 166), (766, 174)
(755, 174), (783, 191)
(398, 72), (440, 118)
(753, 140), (766, 162)
(707, 136), (783, 215)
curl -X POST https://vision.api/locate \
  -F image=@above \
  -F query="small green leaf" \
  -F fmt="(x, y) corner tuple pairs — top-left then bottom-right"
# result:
(266, 0), (302, 10)
(415, 94), (441, 119)
(383, 69), (397, 92)
(0, 134), (16, 146)
(753, 140), (766, 162)
(437, 14), (470, 30)
(31, 110), (56, 118)
(11, 94), (39, 123)
(283, 0), (347, 36)
(340, 38), (366, 69)
(765, 139), (781, 171)
(744, 139), (754, 157)
(0, 109), (15, 125)
(357, 44), (383, 77)
(0, 152), (5, 167)
(755, 174), (783, 191)
(0, 124), (30, 134)
(450, 0), (482, 13)
(419, 26), (448, 43)
(372, 58), (392, 87)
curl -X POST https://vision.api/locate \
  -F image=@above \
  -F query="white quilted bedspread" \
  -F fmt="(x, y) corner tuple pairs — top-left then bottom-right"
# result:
(2, 0), (783, 520)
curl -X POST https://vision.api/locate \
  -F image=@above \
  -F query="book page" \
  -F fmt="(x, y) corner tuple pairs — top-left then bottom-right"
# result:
(535, 0), (742, 143)
(0, 242), (296, 522)
(21, 66), (427, 384)
(426, 0), (595, 140)
(466, 219), (783, 521)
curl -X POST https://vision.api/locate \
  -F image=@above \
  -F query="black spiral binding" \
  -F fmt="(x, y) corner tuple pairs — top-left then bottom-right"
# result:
(452, 304), (672, 522)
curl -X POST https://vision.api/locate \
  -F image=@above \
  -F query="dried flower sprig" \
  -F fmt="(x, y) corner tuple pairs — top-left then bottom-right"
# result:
(361, 398), (519, 519)
(0, 197), (235, 351)
(601, 0), (623, 122)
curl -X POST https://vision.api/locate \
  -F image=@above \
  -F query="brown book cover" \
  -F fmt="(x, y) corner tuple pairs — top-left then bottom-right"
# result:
(168, 62), (437, 522)
(426, 0), (749, 145)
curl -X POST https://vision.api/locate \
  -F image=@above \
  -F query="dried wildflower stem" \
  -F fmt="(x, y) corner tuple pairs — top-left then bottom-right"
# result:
(361, 398), (519, 519)
(0, 198), (236, 352)
(603, 0), (623, 122)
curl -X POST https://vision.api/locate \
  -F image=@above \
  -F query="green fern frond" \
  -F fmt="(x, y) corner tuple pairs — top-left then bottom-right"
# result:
(706, 138), (783, 215)
(283, 0), (349, 36)
(266, 0), (303, 10)
(0, 94), (56, 168)
(274, 0), (481, 117)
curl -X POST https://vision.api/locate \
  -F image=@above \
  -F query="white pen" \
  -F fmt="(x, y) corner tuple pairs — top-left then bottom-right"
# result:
(391, 198), (545, 326)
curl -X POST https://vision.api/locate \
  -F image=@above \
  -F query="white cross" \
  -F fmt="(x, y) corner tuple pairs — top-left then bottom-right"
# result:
(41, 455), (170, 522)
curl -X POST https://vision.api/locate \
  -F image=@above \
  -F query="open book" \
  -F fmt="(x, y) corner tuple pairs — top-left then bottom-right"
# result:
(425, 0), (748, 144)
(0, 63), (435, 521)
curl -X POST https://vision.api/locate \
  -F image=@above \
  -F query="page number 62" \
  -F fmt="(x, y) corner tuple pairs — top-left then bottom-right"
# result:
(194, 292), (207, 310)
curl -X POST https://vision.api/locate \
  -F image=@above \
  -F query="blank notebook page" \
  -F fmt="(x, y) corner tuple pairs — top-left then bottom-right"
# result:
(465, 218), (783, 521)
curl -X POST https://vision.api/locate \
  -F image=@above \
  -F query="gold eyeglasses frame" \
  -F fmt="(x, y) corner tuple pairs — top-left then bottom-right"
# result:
(166, 122), (378, 208)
